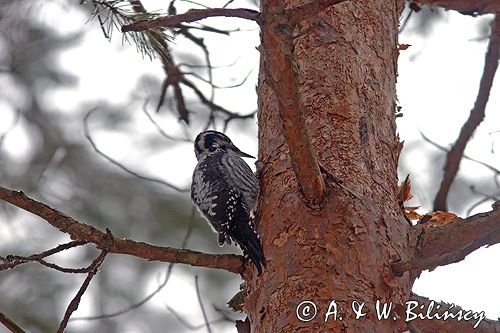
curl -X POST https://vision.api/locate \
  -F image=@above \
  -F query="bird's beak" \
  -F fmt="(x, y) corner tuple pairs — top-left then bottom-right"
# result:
(233, 145), (255, 159)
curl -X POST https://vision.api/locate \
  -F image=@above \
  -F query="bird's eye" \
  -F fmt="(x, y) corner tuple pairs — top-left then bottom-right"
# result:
(209, 146), (217, 152)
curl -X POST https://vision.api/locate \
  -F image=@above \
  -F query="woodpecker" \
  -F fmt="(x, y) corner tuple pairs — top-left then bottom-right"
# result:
(191, 130), (265, 274)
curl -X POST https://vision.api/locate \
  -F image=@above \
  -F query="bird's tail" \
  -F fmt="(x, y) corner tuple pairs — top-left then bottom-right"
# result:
(229, 218), (266, 274)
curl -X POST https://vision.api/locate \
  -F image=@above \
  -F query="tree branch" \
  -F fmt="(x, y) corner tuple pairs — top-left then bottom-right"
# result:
(0, 186), (245, 274)
(433, 16), (500, 211)
(0, 240), (88, 272)
(392, 201), (500, 274)
(261, 0), (326, 207)
(408, 293), (500, 332)
(84, 109), (189, 192)
(56, 251), (107, 333)
(72, 207), (196, 321)
(421, 131), (500, 188)
(413, 0), (500, 16)
(122, 8), (260, 32)
(0, 313), (26, 333)
(194, 275), (213, 333)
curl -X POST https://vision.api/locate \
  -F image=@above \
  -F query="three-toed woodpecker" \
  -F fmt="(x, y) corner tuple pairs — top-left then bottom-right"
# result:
(191, 130), (265, 274)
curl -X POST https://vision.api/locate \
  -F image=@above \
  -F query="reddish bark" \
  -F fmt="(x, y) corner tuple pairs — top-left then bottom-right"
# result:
(393, 202), (500, 275)
(260, 2), (326, 207)
(247, 0), (414, 331)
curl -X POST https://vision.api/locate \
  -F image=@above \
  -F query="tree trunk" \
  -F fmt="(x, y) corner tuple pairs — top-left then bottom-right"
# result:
(247, 1), (414, 332)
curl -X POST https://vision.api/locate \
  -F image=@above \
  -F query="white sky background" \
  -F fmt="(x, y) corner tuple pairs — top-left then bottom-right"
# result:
(398, 11), (500, 322)
(0, 0), (499, 331)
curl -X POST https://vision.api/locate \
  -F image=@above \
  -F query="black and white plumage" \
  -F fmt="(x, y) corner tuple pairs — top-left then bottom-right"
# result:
(191, 130), (265, 274)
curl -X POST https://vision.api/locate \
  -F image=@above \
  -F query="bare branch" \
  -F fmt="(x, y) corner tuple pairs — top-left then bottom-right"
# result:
(181, 78), (255, 122)
(421, 131), (500, 188)
(0, 313), (27, 333)
(185, 70), (252, 89)
(174, 24), (216, 120)
(0, 186), (245, 274)
(84, 109), (189, 192)
(261, 0), (326, 207)
(57, 251), (108, 333)
(413, 0), (500, 16)
(166, 305), (229, 330)
(408, 293), (500, 332)
(127, 0), (191, 123)
(142, 101), (192, 142)
(466, 187), (500, 216)
(178, 56), (242, 70)
(0, 240), (88, 272)
(122, 8), (260, 32)
(392, 201), (500, 274)
(433, 16), (500, 211)
(180, 23), (239, 35)
(72, 207), (196, 321)
(195, 275), (212, 333)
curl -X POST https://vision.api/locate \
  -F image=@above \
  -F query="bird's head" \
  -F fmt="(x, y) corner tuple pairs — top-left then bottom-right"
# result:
(194, 130), (255, 160)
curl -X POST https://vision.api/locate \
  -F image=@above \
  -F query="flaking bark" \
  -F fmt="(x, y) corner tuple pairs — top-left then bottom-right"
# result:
(248, 1), (413, 332)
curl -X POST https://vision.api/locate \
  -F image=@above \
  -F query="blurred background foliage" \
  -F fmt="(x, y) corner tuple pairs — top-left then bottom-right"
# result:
(0, 0), (498, 332)
(0, 1), (254, 332)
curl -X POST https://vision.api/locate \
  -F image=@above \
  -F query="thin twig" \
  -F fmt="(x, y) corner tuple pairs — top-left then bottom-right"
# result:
(421, 131), (500, 188)
(37, 259), (96, 274)
(181, 78), (254, 119)
(433, 16), (500, 210)
(177, 56), (241, 70)
(176, 25), (216, 108)
(165, 305), (230, 330)
(71, 206), (197, 321)
(180, 23), (239, 35)
(0, 313), (27, 333)
(142, 101), (192, 142)
(195, 275), (212, 333)
(185, 70), (252, 89)
(83, 109), (189, 192)
(56, 251), (108, 333)
(466, 186), (500, 216)
(0, 241), (88, 271)
(222, 0), (235, 8)
(127, 0), (191, 123)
